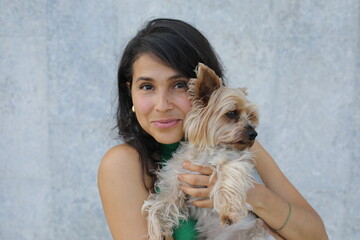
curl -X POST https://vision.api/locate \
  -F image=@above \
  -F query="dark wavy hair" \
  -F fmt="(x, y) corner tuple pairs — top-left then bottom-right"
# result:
(116, 18), (225, 190)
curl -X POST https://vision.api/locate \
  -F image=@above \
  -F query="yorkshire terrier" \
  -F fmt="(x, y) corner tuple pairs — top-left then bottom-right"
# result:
(142, 63), (273, 240)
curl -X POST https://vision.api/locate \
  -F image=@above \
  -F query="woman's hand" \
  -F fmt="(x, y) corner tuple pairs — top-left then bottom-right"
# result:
(178, 161), (217, 208)
(179, 161), (263, 209)
(179, 161), (285, 239)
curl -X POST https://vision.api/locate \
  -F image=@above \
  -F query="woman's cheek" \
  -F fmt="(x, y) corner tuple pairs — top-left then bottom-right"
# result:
(177, 94), (192, 114)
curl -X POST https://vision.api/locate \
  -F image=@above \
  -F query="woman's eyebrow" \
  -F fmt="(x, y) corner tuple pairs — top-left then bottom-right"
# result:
(135, 74), (187, 83)
(168, 74), (188, 81)
(134, 77), (153, 83)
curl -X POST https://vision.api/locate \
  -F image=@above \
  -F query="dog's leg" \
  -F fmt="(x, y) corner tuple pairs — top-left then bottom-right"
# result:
(211, 153), (255, 226)
(142, 193), (165, 240)
(142, 166), (188, 240)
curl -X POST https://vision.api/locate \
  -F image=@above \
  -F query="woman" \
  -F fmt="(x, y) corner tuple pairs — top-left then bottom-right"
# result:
(98, 18), (328, 240)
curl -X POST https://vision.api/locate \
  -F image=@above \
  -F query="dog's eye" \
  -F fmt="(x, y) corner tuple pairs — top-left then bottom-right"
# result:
(226, 111), (239, 119)
(247, 113), (255, 120)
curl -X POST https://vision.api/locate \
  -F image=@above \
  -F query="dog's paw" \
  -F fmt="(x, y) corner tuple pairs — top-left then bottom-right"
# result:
(218, 202), (250, 227)
(220, 214), (236, 226)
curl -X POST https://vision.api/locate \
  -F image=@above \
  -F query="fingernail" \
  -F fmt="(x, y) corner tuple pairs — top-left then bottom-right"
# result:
(182, 161), (189, 168)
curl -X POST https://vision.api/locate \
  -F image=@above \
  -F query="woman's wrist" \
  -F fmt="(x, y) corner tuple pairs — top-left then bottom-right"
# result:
(246, 182), (267, 212)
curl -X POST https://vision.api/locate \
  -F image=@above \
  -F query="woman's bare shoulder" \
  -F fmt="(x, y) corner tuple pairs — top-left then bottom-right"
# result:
(98, 143), (144, 188)
(101, 143), (139, 164)
(98, 144), (151, 239)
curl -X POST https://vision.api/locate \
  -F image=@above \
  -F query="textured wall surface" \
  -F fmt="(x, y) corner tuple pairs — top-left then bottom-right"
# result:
(0, 0), (359, 239)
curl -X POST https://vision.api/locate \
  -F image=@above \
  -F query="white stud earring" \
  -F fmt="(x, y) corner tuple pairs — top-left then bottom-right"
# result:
(132, 105), (135, 113)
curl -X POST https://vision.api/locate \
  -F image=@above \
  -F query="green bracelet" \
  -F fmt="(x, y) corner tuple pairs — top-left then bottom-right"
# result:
(275, 202), (292, 232)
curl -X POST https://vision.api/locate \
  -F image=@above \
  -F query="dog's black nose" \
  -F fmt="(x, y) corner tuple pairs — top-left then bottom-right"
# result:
(247, 129), (258, 140)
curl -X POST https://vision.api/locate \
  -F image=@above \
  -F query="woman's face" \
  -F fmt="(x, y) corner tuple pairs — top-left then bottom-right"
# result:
(130, 53), (192, 144)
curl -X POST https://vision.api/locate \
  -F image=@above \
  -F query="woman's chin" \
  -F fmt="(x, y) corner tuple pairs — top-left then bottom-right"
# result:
(154, 134), (184, 145)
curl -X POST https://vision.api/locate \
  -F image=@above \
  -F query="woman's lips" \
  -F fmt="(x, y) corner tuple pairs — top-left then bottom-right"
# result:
(152, 119), (181, 128)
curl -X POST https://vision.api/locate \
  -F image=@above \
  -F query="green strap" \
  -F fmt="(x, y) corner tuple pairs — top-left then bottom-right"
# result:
(172, 219), (198, 240)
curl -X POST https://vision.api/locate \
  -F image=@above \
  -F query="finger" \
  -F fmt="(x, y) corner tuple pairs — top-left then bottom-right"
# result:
(178, 173), (211, 186)
(183, 161), (213, 175)
(181, 185), (211, 198)
(191, 198), (214, 208)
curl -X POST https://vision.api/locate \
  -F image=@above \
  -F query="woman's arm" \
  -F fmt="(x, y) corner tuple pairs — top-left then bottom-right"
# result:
(97, 144), (150, 240)
(247, 141), (328, 240)
(180, 141), (328, 240)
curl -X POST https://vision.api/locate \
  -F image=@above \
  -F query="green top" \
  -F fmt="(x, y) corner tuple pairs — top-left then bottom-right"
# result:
(159, 142), (198, 240)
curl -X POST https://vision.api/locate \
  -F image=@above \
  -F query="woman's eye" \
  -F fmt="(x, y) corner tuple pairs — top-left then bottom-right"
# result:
(174, 81), (188, 89)
(140, 84), (153, 90)
(226, 110), (240, 119)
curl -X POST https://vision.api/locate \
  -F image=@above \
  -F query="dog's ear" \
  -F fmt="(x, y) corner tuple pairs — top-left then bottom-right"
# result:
(189, 63), (223, 104)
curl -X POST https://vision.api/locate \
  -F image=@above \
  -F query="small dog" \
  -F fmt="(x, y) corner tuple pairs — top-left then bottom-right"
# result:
(142, 63), (273, 240)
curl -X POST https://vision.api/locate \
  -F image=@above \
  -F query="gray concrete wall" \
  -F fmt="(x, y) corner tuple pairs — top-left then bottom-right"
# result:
(0, 0), (358, 239)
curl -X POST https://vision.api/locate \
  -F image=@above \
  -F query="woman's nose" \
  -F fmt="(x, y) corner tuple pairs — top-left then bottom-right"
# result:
(154, 91), (173, 112)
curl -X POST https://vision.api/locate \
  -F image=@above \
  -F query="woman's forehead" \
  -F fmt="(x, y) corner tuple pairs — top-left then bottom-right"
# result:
(132, 54), (184, 81)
